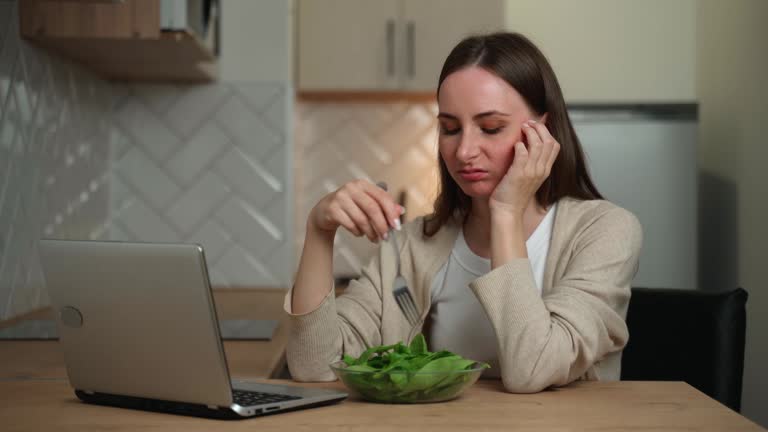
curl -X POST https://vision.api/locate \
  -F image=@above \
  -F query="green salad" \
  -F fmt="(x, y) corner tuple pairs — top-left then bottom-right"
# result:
(336, 333), (489, 403)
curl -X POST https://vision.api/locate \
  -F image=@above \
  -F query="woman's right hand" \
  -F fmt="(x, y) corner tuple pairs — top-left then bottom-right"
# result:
(308, 180), (405, 243)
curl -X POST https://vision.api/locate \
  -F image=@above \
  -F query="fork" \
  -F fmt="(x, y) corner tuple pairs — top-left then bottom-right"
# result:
(389, 227), (420, 326)
(376, 182), (420, 327)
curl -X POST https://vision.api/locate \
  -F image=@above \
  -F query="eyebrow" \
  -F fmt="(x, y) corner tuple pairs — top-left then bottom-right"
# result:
(437, 110), (512, 121)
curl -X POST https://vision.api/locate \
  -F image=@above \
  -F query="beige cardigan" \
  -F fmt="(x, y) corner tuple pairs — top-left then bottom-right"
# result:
(284, 197), (643, 393)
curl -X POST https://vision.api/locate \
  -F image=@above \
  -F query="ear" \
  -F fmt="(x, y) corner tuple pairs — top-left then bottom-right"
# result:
(539, 112), (549, 125)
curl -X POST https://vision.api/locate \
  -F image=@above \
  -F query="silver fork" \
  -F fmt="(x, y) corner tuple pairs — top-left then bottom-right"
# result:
(376, 181), (420, 326)
(389, 228), (420, 326)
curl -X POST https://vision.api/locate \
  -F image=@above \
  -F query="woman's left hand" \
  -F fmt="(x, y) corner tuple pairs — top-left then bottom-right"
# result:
(489, 120), (560, 216)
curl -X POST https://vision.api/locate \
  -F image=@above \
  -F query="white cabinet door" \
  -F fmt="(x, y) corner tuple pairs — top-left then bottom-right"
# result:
(403, 0), (505, 92)
(506, 0), (697, 102)
(298, 0), (400, 90)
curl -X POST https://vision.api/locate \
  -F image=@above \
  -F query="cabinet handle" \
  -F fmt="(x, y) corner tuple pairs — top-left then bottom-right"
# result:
(406, 21), (415, 78)
(386, 19), (395, 77)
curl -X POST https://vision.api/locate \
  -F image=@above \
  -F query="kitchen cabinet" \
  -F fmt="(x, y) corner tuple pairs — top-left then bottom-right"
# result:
(19, 0), (218, 82)
(402, 0), (505, 91)
(298, 0), (400, 91)
(297, 0), (504, 95)
(505, 0), (697, 103)
(298, 0), (696, 102)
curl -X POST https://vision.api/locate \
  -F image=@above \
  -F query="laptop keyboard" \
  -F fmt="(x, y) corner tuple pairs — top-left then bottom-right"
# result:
(232, 390), (302, 407)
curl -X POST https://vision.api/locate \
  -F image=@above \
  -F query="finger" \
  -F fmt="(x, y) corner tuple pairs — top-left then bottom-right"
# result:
(328, 202), (362, 236)
(530, 121), (557, 173)
(367, 183), (404, 230)
(337, 192), (378, 242)
(356, 190), (391, 240)
(511, 141), (528, 172)
(522, 122), (543, 170)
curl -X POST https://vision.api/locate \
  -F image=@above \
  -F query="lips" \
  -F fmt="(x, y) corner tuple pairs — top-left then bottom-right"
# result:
(458, 169), (488, 181)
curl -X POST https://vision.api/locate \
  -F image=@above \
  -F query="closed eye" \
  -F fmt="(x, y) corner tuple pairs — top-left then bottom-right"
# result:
(482, 127), (503, 135)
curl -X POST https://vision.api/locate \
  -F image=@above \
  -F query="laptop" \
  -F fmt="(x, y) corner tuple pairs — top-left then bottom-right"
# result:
(38, 239), (347, 419)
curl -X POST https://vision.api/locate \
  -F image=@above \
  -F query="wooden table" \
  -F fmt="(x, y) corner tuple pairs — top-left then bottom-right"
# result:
(0, 288), (291, 380)
(1, 289), (764, 431)
(0, 379), (763, 431)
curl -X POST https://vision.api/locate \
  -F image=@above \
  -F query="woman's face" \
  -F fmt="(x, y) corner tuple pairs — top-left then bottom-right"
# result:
(437, 66), (538, 198)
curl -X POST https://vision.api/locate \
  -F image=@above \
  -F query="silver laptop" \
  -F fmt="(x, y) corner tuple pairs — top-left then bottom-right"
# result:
(38, 239), (347, 419)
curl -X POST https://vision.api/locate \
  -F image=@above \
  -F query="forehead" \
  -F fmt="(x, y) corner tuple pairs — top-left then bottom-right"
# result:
(437, 66), (531, 118)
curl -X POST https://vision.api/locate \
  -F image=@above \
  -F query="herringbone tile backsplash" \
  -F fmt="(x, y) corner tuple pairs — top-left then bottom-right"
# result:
(107, 82), (292, 289)
(295, 102), (440, 277)
(0, 0), (293, 320)
(0, 1), (114, 320)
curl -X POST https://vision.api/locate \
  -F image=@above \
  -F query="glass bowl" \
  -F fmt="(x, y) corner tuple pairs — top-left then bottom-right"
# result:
(329, 360), (486, 403)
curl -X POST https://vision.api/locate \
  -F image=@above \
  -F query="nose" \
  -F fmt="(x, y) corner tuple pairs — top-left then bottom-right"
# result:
(456, 130), (480, 162)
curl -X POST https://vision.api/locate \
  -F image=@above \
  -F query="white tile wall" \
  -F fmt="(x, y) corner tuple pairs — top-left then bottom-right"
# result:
(105, 82), (293, 289)
(0, 0), (113, 319)
(115, 99), (181, 163)
(0, 0), (294, 320)
(295, 102), (440, 277)
(166, 123), (229, 186)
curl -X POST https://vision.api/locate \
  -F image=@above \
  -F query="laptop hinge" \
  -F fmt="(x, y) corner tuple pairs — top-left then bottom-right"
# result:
(207, 405), (218, 410)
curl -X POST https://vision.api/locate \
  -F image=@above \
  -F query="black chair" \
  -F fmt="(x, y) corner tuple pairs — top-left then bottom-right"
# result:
(621, 287), (748, 412)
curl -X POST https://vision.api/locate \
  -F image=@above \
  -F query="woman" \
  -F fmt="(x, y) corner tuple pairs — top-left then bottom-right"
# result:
(285, 32), (642, 393)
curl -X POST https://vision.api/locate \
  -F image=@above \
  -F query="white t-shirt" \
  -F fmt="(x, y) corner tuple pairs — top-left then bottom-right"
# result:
(428, 203), (557, 377)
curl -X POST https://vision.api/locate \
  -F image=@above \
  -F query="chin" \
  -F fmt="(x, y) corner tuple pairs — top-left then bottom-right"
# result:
(456, 181), (496, 198)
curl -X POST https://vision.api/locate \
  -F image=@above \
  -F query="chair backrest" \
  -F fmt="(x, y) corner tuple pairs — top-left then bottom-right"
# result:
(621, 287), (748, 412)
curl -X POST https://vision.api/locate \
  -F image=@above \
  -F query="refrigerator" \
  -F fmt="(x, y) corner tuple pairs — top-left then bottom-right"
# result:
(570, 106), (698, 290)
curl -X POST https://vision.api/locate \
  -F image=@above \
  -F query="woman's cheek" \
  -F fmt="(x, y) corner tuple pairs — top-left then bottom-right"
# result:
(498, 137), (517, 169)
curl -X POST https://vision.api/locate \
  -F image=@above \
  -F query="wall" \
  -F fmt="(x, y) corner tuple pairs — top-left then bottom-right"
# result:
(219, 0), (293, 82)
(0, 0), (114, 320)
(107, 81), (293, 288)
(698, 0), (768, 426)
(0, 0), (296, 321)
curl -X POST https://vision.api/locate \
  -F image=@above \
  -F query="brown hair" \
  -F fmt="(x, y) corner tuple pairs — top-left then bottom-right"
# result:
(423, 32), (603, 237)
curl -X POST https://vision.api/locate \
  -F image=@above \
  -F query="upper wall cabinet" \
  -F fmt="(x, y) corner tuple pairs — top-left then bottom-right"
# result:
(20, 0), (219, 82)
(505, 0), (697, 103)
(297, 0), (505, 95)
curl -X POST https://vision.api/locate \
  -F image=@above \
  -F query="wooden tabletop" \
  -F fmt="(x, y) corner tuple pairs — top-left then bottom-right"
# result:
(1, 289), (764, 431)
(0, 379), (763, 432)
(0, 288), (291, 380)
